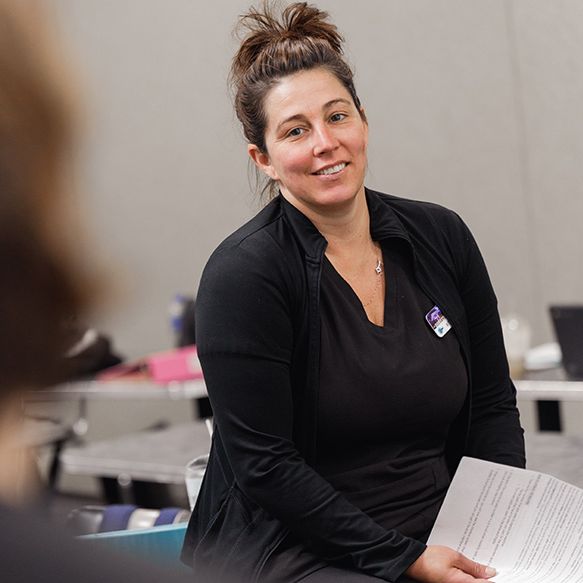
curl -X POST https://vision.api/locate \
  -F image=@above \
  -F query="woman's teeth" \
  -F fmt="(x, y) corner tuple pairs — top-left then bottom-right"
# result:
(315, 162), (346, 175)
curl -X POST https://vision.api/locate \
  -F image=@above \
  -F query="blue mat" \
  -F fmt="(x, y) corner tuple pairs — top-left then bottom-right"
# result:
(80, 523), (189, 572)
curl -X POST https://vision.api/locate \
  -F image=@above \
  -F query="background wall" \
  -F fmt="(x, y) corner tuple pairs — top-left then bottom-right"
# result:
(46, 0), (583, 358)
(40, 1), (583, 491)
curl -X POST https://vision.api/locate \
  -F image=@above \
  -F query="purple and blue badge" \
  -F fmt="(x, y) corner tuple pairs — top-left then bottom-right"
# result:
(425, 306), (452, 338)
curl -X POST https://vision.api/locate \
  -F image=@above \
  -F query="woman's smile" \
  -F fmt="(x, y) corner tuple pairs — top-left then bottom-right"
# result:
(313, 161), (349, 176)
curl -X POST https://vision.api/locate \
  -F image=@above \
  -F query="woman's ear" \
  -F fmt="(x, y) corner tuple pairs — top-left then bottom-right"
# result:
(359, 108), (369, 148)
(359, 106), (368, 125)
(248, 144), (279, 181)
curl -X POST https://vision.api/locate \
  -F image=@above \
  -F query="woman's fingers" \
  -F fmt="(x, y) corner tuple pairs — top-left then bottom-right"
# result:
(454, 552), (497, 580)
(405, 545), (497, 582)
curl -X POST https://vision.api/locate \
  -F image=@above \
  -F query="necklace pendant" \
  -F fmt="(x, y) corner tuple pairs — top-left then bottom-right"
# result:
(375, 259), (383, 275)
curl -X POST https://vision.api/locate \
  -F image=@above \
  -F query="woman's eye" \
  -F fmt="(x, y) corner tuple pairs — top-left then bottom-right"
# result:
(330, 112), (347, 123)
(287, 127), (304, 138)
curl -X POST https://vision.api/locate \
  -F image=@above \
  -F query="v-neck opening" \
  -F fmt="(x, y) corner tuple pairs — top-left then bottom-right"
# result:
(323, 250), (395, 332)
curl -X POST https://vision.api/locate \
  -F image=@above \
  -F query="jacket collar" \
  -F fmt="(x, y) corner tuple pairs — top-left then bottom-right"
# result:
(278, 187), (410, 259)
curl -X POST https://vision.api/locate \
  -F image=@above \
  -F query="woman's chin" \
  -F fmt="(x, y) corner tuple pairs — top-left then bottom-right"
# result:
(281, 182), (365, 214)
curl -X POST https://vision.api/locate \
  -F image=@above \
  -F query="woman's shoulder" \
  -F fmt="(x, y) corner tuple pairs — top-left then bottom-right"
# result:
(201, 198), (302, 294)
(369, 189), (476, 273)
(207, 200), (288, 268)
(370, 189), (473, 251)
(374, 189), (466, 230)
(217, 198), (283, 249)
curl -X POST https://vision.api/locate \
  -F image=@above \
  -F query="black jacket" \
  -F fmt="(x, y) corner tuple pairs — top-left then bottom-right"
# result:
(181, 189), (525, 582)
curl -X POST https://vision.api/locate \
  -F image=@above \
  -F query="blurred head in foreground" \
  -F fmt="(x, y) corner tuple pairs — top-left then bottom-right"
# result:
(0, 0), (85, 398)
(0, 8), (202, 583)
(0, 0), (87, 504)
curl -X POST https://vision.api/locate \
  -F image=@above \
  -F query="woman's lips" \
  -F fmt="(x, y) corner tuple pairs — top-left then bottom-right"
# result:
(313, 162), (348, 176)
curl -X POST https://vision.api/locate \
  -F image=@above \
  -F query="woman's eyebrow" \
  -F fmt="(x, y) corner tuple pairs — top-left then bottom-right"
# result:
(276, 113), (306, 134)
(323, 98), (351, 110)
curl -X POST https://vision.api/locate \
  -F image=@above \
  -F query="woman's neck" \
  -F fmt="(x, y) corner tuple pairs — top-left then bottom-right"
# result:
(315, 195), (374, 265)
(284, 187), (373, 257)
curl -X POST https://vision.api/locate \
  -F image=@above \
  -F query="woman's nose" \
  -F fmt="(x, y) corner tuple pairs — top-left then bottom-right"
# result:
(312, 124), (339, 156)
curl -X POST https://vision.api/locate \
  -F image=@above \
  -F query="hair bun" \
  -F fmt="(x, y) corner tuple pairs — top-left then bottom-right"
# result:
(232, 2), (344, 82)
(278, 2), (343, 52)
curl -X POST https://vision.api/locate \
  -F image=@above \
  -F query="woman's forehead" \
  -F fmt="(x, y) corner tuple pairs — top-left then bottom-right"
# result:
(264, 68), (353, 127)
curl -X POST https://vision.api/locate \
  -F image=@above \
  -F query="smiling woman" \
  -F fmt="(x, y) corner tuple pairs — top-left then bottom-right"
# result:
(181, 3), (525, 583)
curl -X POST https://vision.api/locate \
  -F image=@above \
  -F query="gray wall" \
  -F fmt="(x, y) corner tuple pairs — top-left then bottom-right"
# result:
(40, 2), (583, 487)
(47, 0), (582, 359)
(50, 0), (583, 356)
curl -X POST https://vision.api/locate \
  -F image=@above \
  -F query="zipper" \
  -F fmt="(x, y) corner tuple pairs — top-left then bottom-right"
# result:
(305, 241), (326, 465)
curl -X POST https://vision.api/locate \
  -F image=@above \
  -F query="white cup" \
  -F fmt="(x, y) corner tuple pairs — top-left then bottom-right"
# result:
(501, 313), (531, 379)
(185, 454), (209, 510)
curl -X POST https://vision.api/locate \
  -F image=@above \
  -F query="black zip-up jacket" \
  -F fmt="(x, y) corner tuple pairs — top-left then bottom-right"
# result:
(181, 189), (525, 582)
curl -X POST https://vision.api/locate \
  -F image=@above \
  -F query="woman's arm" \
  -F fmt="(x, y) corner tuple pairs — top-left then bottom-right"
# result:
(453, 216), (526, 467)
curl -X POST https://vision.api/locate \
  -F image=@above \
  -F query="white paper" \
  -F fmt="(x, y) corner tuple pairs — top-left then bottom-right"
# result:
(428, 457), (583, 582)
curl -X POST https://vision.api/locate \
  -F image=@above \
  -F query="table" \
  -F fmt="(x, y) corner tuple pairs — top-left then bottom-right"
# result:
(61, 421), (211, 485)
(515, 367), (583, 401)
(31, 378), (207, 401)
(61, 420), (212, 507)
(27, 378), (208, 436)
(514, 367), (581, 431)
(26, 378), (209, 498)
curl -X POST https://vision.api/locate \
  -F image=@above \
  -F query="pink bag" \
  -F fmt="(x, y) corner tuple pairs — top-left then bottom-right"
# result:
(97, 346), (203, 383)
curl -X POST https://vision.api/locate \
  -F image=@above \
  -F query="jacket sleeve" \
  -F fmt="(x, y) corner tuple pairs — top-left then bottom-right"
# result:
(450, 215), (526, 468)
(196, 239), (425, 582)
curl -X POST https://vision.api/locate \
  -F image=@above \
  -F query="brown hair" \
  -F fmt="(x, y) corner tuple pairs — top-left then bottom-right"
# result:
(230, 1), (363, 198)
(0, 1), (86, 393)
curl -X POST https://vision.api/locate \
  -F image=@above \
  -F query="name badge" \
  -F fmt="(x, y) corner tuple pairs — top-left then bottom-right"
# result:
(425, 306), (452, 338)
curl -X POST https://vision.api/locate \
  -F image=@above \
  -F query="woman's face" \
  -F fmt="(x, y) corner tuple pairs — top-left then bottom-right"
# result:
(249, 68), (368, 217)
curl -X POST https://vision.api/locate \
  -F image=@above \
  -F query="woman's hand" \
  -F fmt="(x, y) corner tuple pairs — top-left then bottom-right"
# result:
(405, 545), (497, 582)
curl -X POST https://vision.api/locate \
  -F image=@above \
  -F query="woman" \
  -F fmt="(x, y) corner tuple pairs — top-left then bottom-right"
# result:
(181, 3), (525, 582)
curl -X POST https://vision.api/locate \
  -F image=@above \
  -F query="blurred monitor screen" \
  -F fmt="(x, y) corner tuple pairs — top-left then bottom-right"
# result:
(550, 305), (583, 380)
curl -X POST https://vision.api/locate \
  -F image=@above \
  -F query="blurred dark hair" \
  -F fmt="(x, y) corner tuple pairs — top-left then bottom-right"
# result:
(230, 1), (364, 199)
(0, 1), (86, 393)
